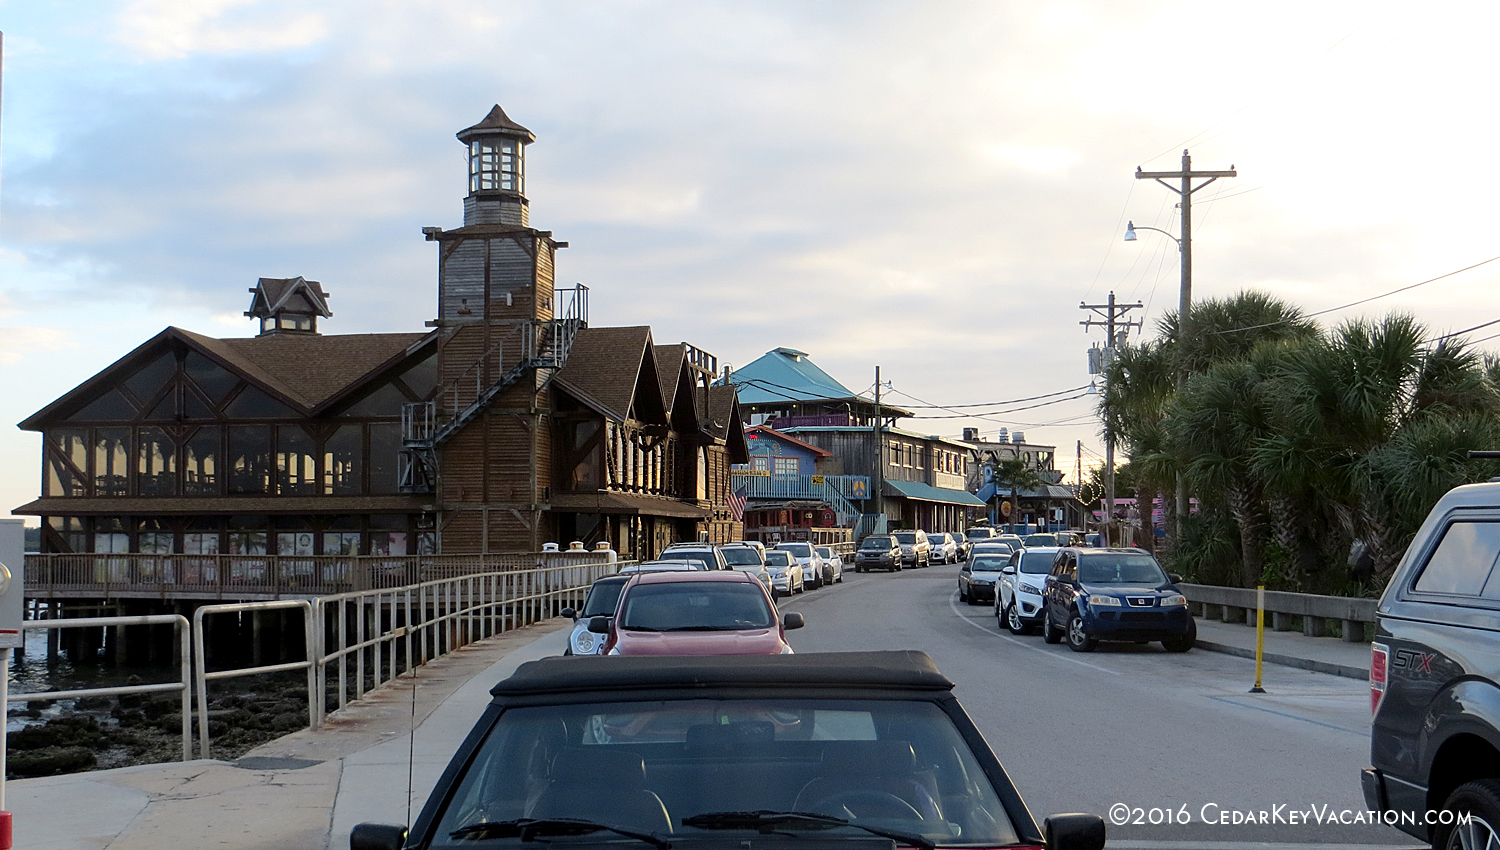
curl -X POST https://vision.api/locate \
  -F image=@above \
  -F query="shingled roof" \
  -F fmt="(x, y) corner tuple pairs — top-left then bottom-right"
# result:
(457, 104), (536, 144)
(553, 327), (668, 425)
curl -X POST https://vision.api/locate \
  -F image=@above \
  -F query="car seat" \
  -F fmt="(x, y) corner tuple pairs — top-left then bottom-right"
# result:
(792, 740), (941, 823)
(528, 747), (673, 834)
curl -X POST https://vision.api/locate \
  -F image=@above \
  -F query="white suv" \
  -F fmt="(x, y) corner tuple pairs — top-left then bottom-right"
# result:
(774, 541), (826, 589)
(720, 542), (774, 595)
(996, 547), (1059, 635)
(657, 543), (728, 570)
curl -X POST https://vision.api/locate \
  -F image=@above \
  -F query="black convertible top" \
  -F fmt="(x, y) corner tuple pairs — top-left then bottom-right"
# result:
(490, 650), (953, 697)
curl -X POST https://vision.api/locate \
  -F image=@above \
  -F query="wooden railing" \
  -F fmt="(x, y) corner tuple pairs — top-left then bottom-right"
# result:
(23, 551), (617, 600)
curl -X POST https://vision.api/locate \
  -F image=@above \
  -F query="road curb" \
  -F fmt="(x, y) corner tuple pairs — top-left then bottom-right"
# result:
(1193, 639), (1368, 681)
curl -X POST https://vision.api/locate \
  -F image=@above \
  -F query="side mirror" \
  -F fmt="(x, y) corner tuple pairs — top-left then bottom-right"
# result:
(1043, 814), (1106, 850)
(1001, 566), (1016, 575)
(351, 823), (408, 850)
(587, 616), (612, 634)
(1167, 573), (1183, 584)
(782, 612), (805, 630)
(560, 606), (577, 620)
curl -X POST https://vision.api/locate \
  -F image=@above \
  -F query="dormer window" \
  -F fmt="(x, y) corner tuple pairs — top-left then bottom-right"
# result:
(245, 276), (333, 337)
(260, 314), (315, 334)
(469, 137), (522, 193)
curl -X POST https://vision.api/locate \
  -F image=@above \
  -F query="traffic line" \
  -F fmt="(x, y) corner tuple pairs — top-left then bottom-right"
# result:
(946, 591), (1120, 676)
(1205, 693), (1366, 737)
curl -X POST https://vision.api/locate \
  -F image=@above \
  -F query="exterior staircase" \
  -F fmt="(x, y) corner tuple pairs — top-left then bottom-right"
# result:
(398, 285), (587, 494)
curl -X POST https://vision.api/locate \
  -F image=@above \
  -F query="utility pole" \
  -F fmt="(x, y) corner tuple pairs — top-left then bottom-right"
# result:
(1135, 149), (1235, 540)
(872, 366), (884, 529)
(1081, 291), (1142, 546)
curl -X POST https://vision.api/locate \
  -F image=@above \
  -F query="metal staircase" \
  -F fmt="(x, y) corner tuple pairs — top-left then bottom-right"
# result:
(398, 285), (587, 494)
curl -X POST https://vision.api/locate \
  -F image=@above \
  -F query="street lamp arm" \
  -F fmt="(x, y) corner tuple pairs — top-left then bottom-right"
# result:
(1123, 221), (1181, 247)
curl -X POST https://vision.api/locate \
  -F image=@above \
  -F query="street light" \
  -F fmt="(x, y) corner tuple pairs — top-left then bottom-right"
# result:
(1123, 221), (1180, 248)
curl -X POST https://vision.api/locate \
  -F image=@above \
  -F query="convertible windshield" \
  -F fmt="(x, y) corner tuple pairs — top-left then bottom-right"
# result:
(431, 699), (1021, 849)
(969, 557), (1006, 573)
(720, 548), (763, 566)
(580, 580), (627, 618)
(620, 583), (774, 631)
(1079, 553), (1169, 585)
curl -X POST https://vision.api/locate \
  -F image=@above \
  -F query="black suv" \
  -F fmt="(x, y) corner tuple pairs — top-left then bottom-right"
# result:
(1364, 482), (1500, 850)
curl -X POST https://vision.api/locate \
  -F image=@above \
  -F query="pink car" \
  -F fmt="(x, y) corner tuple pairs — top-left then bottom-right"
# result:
(591, 571), (803, 656)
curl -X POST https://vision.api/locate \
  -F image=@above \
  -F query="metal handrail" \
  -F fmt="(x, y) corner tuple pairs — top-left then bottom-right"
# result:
(9, 615), (193, 761)
(191, 600), (316, 759)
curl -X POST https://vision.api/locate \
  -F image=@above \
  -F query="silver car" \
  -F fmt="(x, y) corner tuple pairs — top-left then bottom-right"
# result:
(720, 543), (774, 595)
(775, 542), (825, 590)
(814, 545), (845, 585)
(764, 549), (805, 595)
(927, 532), (958, 564)
(560, 575), (629, 656)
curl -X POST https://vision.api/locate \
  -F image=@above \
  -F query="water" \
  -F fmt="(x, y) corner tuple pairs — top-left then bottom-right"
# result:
(6, 629), (179, 733)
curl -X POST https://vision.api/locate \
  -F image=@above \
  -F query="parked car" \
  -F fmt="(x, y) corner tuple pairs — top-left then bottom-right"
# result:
(969, 540), (1017, 561)
(997, 533), (1025, 549)
(351, 651), (1109, 850)
(854, 535), (902, 572)
(775, 541), (826, 589)
(1023, 533), (1059, 548)
(1040, 547), (1195, 653)
(658, 543), (729, 570)
(996, 547), (1060, 635)
(559, 575), (629, 656)
(927, 532), (958, 564)
(587, 571), (801, 656)
(720, 542), (774, 595)
(958, 552), (1007, 605)
(1364, 480), (1500, 849)
(619, 559), (707, 573)
(764, 549), (805, 594)
(892, 530), (932, 567)
(814, 545), (845, 585)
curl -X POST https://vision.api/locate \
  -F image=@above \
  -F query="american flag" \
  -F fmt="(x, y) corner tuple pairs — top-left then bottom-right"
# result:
(727, 488), (747, 522)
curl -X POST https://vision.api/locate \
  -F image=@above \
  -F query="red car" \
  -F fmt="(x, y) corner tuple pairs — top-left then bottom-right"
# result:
(590, 571), (803, 656)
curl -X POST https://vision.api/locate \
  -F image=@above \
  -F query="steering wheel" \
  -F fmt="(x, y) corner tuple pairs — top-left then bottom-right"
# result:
(810, 790), (925, 821)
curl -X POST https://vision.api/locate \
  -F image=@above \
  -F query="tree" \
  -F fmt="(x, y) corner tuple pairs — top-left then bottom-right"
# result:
(987, 456), (1042, 530)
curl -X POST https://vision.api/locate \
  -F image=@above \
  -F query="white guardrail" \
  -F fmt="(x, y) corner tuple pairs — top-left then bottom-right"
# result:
(9, 557), (627, 761)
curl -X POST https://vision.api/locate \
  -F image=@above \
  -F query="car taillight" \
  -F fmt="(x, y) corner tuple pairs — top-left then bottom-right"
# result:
(1370, 642), (1389, 715)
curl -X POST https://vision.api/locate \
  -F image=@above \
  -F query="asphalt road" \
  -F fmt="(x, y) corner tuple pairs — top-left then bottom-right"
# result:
(778, 561), (1420, 850)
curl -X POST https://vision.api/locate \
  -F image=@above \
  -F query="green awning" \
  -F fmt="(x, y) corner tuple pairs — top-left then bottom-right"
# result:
(883, 480), (987, 507)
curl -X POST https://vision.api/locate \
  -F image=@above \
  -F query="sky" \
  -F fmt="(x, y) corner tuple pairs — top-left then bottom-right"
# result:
(4, 0), (1500, 520)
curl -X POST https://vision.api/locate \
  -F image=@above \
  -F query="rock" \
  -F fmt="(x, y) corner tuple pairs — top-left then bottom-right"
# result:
(8, 746), (97, 778)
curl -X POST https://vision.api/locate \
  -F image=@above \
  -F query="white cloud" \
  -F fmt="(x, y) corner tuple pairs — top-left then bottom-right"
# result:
(113, 0), (329, 60)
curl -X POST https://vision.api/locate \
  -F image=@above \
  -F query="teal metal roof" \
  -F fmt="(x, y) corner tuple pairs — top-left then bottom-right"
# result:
(729, 348), (859, 406)
(884, 480), (987, 507)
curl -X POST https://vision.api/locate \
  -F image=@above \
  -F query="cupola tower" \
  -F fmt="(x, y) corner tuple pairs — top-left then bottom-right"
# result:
(457, 104), (535, 227)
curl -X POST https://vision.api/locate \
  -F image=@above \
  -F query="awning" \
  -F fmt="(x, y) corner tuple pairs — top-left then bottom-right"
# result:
(974, 482), (1080, 502)
(548, 491), (712, 519)
(882, 480), (987, 507)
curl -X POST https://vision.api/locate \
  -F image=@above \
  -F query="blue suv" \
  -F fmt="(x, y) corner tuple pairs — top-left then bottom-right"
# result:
(1040, 547), (1196, 653)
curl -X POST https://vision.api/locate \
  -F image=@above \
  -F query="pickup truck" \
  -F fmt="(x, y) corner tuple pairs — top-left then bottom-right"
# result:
(1363, 481), (1500, 850)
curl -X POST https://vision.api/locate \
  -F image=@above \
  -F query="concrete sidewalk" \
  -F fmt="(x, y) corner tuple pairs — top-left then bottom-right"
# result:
(10, 618), (573, 850)
(1192, 616), (1371, 680)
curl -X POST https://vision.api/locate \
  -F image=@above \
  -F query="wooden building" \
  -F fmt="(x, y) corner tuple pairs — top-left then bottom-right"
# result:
(17, 105), (746, 564)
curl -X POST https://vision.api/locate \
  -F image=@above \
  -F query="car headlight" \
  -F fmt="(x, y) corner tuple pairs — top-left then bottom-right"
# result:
(575, 632), (596, 653)
(1160, 594), (1188, 607)
(1019, 583), (1042, 596)
(1087, 594), (1122, 606)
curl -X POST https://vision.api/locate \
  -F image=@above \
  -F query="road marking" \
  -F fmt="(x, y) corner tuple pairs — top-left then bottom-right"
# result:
(1108, 842), (1424, 850)
(946, 591), (1120, 676)
(1205, 693), (1366, 736)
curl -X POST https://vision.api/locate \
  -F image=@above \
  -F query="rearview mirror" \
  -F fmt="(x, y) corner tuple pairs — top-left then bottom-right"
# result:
(1001, 566), (1015, 575)
(1043, 813), (1106, 850)
(351, 823), (408, 850)
(782, 612), (805, 630)
(587, 616), (612, 634)
(560, 606), (577, 620)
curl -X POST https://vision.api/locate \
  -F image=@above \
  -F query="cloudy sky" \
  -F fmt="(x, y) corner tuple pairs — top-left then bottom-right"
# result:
(3, 0), (1500, 519)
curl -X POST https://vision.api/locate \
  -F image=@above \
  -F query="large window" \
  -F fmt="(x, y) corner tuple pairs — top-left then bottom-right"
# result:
(368, 423), (401, 494)
(469, 137), (522, 193)
(773, 456), (799, 476)
(94, 428), (131, 496)
(45, 430), (88, 497)
(184, 427), (220, 496)
(137, 427), (177, 496)
(323, 425), (363, 495)
(227, 426), (273, 494)
(277, 426), (317, 495)
(1415, 521), (1500, 597)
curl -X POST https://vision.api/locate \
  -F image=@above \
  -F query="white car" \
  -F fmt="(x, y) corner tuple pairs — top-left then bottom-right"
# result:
(720, 543), (774, 595)
(927, 532), (958, 564)
(969, 540), (1017, 562)
(814, 545), (845, 585)
(774, 541), (825, 590)
(619, 559), (706, 573)
(657, 544), (729, 570)
(560, 575), (629, 655)
(764, 549), (805, 595)
(996, 547), (1060, 635)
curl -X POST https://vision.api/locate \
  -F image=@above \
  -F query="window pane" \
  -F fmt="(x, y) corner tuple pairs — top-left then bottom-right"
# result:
(1414, 522), (1500, 596)
(277, 425), (318, 495)
(324, 425), (363, 494)
(774, 456), (799, 475)
(124, 353), (176, 404)
(184, 352), (239, 402)
(46, 429), (89, 497)
(227, 425), (272, 494)
(225, 386), (297, 419)
(94, 427), (131, 496)
(184, 427), (220, 496)
(72, 389), (138, 422)
(369, 423), (400, 494)
(137, 426), (178, 496)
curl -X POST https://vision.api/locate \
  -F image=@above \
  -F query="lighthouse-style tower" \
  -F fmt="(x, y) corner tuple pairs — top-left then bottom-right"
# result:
(409, 104), (583, 552)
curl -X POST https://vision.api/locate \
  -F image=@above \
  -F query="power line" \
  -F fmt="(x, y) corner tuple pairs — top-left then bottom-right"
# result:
(901, 392), (1093, 419)
(889, 385), (1092, 409)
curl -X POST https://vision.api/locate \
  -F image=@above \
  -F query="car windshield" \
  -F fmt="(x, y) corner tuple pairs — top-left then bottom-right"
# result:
(619, 582), (774, 631)
(973, 544), (1012, 556)
(966, 529), (994, 540)
(720, 548), (763, 566)
(1023, 534), (1057, 546)
(1018, 552), (1053, 574)
(1079, 553), (1169, 585)
(657, 550), (713, 565)
(893, 533), (918, 544)
(930, 534), (947, 544)
(431, 698), (1021, 849)
(815, 547), (834, 559)
(861, 537), (894, 549)
(765, 551), (794, 566)
(778, 543), (813, 557)
(580, 581), (627, 617)
(970, 557), (1006, 573)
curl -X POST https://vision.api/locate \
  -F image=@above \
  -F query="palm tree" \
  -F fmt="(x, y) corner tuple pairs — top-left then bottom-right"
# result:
(986, 456), (1043, 532)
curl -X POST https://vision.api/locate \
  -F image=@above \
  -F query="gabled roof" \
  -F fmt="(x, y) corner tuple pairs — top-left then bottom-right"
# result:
(653, 344), (687, 403)
(652, 344), (703, 434)
(729, 347), (858, 406)
(744, 425), (832, 457)
(707, 384), (749, 463)
(244, 276), (332, 320)
(554, 326), (668, 425)
(20, 326), (436, 429)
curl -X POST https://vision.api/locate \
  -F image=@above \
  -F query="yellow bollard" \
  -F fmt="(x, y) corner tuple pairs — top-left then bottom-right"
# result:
(1249, 584), (1267, 694)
